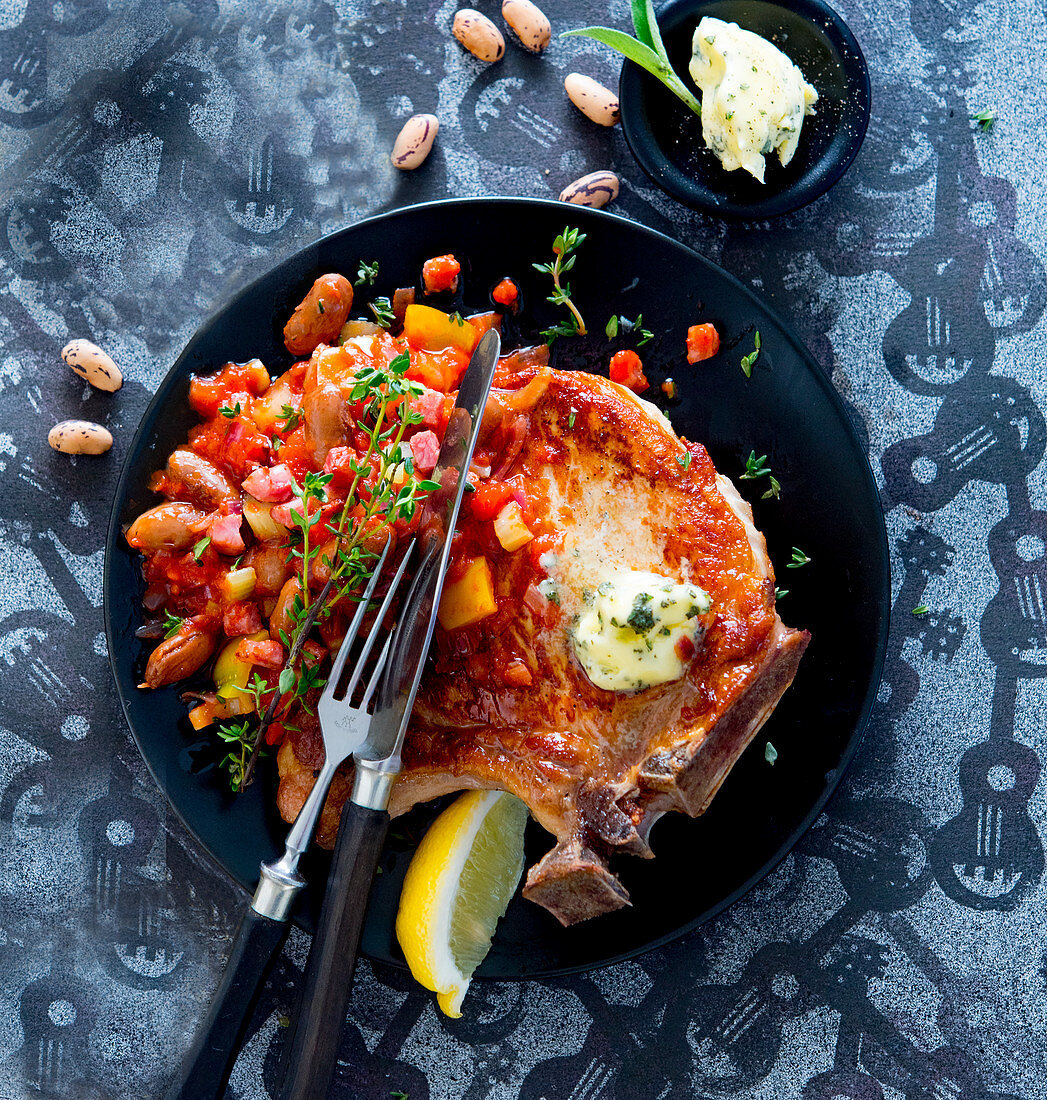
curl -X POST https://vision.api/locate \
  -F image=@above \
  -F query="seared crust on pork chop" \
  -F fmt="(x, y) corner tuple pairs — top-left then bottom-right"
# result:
(277, 365), (809, 924)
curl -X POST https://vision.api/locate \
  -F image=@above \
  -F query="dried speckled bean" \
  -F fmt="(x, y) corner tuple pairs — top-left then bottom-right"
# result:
(564, 73), (620, 127)
(452, 9), (505, 63)
(61, 338), (123, 392)
(391, 114), (439, 170)
(48, 420), (113, 455)
(559, 170), (620, 208)
(502, 0), (551, 53)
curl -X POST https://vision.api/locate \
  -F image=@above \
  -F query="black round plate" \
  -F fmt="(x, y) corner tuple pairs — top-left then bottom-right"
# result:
(104, 197), (889, 978)
(619, 0), (871, 218)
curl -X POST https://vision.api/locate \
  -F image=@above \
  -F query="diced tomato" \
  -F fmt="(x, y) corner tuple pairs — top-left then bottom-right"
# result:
(188, 361), (271, 419)
(189, 417), (271, 479)
(243, 463), (294, 503)
(265, 721), (289, 746)
(322, 446), (360, 495)
(223, 601), (262, 635)
(492, 278), (518, 308)
(236, 638), (286, 669)
(609, 349), (648, 393)
(409, 430), (441, 474)
(468, 480), (515, 521)
(686, 322), (720, 363)
(405, 346), (469, 393)
(422, 254), (461, 294)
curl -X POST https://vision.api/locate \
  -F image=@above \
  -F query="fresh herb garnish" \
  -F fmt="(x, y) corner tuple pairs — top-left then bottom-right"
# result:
(568, 407), (577, 428)
(534, 227), (587, 345)
(676, 452), (692, 470)
(765, 741), (778, 765)
(774, 586), (788, 600)
(219, 402), (242, 418)
(162, 610), (184, 638)
(626, 591), (656, 634)
(317, 299), (325, 315)
(236, 348), (437, 791)
(369, 296), (396, 328)
(355, 259), (379, 287)
(786, 546), (811, 569)
(563, 0), (703, 119)
(741, 331), (761, 377)
(912, 604), (930, 615)
(971, 108), (995, 133)
(277, 404), (301, 433)
(215, 720), (263, 792)
(607, 312), (654, 346)
(192, 536), (211, 561)
(762, 476), (781, 500)
(740, 451), (770, 481)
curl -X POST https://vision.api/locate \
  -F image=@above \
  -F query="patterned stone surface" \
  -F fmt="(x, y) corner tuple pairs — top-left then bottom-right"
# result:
(0, 0), (1045, 1097)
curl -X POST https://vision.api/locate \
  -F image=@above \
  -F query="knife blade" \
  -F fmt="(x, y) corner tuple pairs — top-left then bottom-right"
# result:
(279, 327), (500, 1100)
(357, 326), (501, 790)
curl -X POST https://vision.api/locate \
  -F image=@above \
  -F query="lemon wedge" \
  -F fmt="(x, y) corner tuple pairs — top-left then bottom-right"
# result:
(395, 789), (528, 1017)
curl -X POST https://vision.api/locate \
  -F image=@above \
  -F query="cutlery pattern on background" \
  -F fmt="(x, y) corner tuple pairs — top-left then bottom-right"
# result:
(0, 0), (1044, 1097)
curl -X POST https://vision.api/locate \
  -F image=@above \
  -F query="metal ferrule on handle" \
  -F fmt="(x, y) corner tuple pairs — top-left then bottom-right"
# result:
(351, 757), (397, 811)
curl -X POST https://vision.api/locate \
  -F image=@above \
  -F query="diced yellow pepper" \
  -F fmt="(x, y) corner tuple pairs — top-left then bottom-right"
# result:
(404, 304), (479, 355)
(438, 557), (497, 630)
(493, 501), (533, 552)
(220, 566), (257, 603)
(214, 630), (267, 701)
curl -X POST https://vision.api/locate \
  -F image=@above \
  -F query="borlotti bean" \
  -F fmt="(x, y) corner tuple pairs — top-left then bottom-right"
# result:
(502, 0), (551, 53)
(48, 420), (113, 455)
(564, 73), (621, 126)
(61, 338), (123, 392)
(559, 171), (620, 208)
(452, 9), (505, 62)
(391, 114), (439, 170)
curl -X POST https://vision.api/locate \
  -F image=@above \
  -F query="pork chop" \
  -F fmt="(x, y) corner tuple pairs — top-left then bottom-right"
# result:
(276, 365), (809, 925)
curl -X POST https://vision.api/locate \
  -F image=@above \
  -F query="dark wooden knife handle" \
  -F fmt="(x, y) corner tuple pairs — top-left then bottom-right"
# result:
(166, 905), (289, 1100)
(279, 799), (389, 1100)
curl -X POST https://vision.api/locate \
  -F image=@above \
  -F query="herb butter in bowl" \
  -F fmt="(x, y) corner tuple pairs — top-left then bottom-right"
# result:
(613, 0), (870, 218)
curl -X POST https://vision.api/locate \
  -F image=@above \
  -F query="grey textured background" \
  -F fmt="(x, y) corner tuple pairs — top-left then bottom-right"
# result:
(1, 0), (1046, 1097)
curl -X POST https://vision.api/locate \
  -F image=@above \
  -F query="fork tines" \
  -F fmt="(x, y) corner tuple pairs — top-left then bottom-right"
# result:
(323, 537), (417, 707)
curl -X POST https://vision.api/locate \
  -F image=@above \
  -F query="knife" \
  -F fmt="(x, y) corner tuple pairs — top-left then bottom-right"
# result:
(278, 328), (500, 1100)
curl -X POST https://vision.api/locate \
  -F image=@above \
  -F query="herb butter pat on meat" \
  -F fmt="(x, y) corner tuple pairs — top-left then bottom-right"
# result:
(689, 17), (818, 183)
(571, 571), (712, 692)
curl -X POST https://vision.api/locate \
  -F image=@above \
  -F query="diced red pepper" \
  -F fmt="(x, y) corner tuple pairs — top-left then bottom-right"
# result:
(492, 279), (518, 308)
(421, 254), (461, 295)
(609, 349), (648, 393)
(675, 634), (696, 661)
(686, 323), (720, 363)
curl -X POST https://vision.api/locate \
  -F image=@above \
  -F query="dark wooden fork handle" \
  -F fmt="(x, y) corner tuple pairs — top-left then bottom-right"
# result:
(166, 906), (289, 1099)
(279, 798), (389, 1100)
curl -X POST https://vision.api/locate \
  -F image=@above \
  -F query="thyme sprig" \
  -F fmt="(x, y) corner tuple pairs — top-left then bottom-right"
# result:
(239, 348), (438, 790)
(535, 227), (587, 345)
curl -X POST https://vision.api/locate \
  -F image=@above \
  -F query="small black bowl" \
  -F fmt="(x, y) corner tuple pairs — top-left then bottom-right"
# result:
(619, 0), (871, 217)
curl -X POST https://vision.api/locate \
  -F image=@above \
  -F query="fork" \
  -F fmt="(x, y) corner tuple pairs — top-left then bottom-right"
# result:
(166, 538), (414, 1100)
